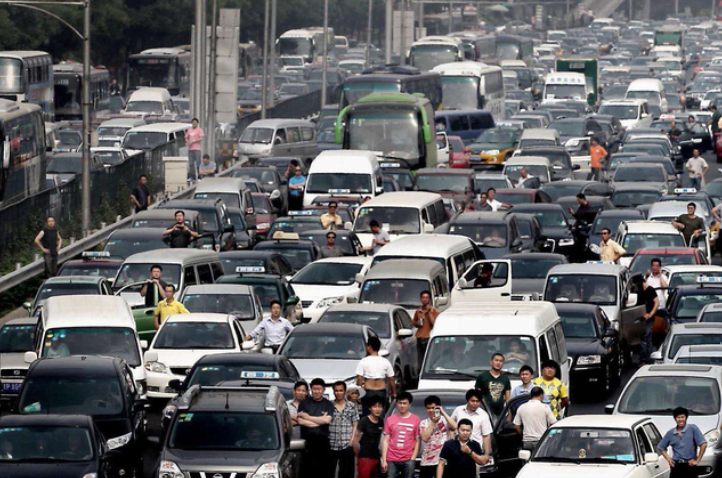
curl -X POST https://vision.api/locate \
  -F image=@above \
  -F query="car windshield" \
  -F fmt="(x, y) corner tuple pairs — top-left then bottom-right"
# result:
(534, 428), (636, 464)
(154, 322), (235, 349)
(621, 234), (685, 255)
(618, 376), (721, 415)
(0, 426), (93, 462)
(475, 128), (518, 145)
(256, 246), (312, 270)
(47, 156), (81, 174)
(559, 313), (598, 338)
(440, 76), (479, 110)
(102, 235), (168, 259)
(36, 283), (100, 304)
(511, 258), (565, 279)
(526, 210), (567, 228)
(40, 327), (140, 366)
(169, 412), (279, 451)
(614, 167), (665, 183)
(449, 223), (507, 247)
(58, 131), (81, 148)
(122, 132), (168, 150)
(676, 356), (722, 365)
(505, 164), (549, 182)
(194, 192), (240, 209)
(306, 173), (372, 194)
(671, 272), (722, 289)
(21, 376), (124, 415)
(423, 335), (537, 377)
(348, 110), (421, 159)
(354, 207), (420, 234)
(182, 294), (255, 319)
(360, 279), (429, 308)
(674, 295), (722, 320)
(612, 191), (661, 207)
(97, 126), (129, 138)
(235, 169), (278, 186)
(0, 324), (35, 352)
(342, 82), (400, 105)
(540, 184), (584, 201)
(280, 333), (367, 359)
(545, 85), (587, 101)
(626, 90), (661, 104)
(126, 101), (163, 114)
(670, 333), (722, 358)
(598, 105), (639, 120)
(292, 262), (363, 286)
(474, 177), (509, 193)
(546, 275), (617, 306)
(113, 263), (181, 290)
(319, 311), (391, 337)
(497, 42), (520, 61)
(630, 254), (696, 275)
(95, 150), (123, 166)
(240, 127), (274, 144)
(409, 44), (458, 71)
(549, 121), (585, 137)
(252, 195), (271, 213)
(415, 174), (469, 193)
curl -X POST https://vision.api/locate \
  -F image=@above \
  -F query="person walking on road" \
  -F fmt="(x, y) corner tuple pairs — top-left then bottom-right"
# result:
(685, 149), (708, 190)
(598, 228), (626, 263)
(419, 395), (457, 478)
(639, 274), (660, 366)
(163, 210), (199, 248)
(140, 264), (167, 306)
(245, 300), (293, 351)
(513, 386), (556, 450)
(436, 419), (485, 478)
(153, 284), (189, 329)
(532, 360), (569, 419)
(329, 381), (359, 478)
(412, 290), (439, 372)
(130, 174), (151, 213)
(658, 407), (707, 478)
(361, 220), (390, 255)
(589, 137), (608, 182)
(288, 165), (306, 210)
(450, 389), (492, 454)
(475, 353), (511, 417)
(672, 203), (705, 246)
(297, 378), (335, 478)
(34, 216), (62, 278)
(353, 395), (386, 478)
(185, 118), (204, 181)
(356, 336), (396, 414)
(381, 391), (421, 478)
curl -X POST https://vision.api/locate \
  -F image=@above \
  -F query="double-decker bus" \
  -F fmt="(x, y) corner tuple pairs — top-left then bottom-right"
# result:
(0, 51), (54, 121)
(53, 63), (111, 122)
(0, 100), (46, 203)
(126, 47), (191, 97)
(339, 66), (443, 110)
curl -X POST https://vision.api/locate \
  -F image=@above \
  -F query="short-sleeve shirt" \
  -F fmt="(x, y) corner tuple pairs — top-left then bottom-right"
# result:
(289, 175), (306, 196)
(154, 299), (189, 324)
(298, 397), (336, 438)
(319, 245), (345, 258)
(420, 416), (451, 466)
(356, 355), (394, 380)
(532, 377), (568, 418)
(372, 229), (391, 254)
(589, 144), (608, 169)
(383, 413), (421, 462)
(439, 438), (482, 478)
(330, 400), (359, 451)
(512, 399), (557, 441)
(320, 213), (342, 230)
(686, 156), (708, 179)
(131, 185), (150, 212)
(511, 383), (532, 399)
(358, 416), (384, 459)
(658, 424), (707, 461)
(642, 285), (659, 314)
(475, 371), (511, 415)
(674, 214), (704, 243)
(450, 405), (493, 447)
(599, 239), (626, 262)
(287, 400), (301, 439)
(167, 224), (193, 248)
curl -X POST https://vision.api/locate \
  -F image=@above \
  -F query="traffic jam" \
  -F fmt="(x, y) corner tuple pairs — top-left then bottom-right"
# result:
(5, 12), (722, 478)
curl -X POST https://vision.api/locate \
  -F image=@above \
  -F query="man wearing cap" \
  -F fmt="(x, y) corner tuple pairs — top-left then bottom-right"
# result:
(320, 201), (343, 230)
(532, 360), (569, 419)
(319, 231), (345, 258)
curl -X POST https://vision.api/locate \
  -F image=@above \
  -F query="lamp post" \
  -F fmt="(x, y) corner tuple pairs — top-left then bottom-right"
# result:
(321, 0), (329, 107)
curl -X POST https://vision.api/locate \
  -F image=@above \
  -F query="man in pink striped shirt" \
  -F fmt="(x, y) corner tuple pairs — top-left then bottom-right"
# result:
(185, 118), (204, 180)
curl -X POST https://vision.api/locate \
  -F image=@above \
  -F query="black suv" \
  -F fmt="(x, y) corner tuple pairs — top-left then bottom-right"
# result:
(437, 211), (528, 259)
(17, 356), (147, 477)
(158, 199), (237, 251)
(159, 385), (304, 478)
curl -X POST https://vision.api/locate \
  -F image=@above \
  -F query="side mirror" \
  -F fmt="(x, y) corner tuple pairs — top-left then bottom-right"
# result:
(24, 351), (38, 364)
(144, 351), (159, 363)
(355, 273), (365, 284)
(644, 452), (659, 465)
(223, 224), (235, 233)
(286, 296), (300, 306)
(512, 238), (523, 250)
(518, 450), (532, 461)
(379, 349), (390, 358)
(167, 379), (183, 392)
(140, 340), (149, 350)
(457, 278), (468, 289)
(23, 301), (31, 312)
(626, 293), (638, 308)
(573, 164), (581, 170)
(397, 328), (413, 338)
(650, 350), (662, 361)
(604, 328), (617, 338)
(290, 438), (306, 451)
(344, 221), (353, 231)
(242, 341), (256, 351)
(436, 296), (449, 307)
(423, 222), (434, 233)
(604, 404), (615, 415)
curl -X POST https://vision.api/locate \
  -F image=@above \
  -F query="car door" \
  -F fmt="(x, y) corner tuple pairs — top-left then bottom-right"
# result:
(452, 260), (512, 304)
(394, 309), (418, 378)
(642, 423), (670, 478)
(636, 424), (669, 478)
(620, 272), (646, 349)
(492, 395), (529, 475)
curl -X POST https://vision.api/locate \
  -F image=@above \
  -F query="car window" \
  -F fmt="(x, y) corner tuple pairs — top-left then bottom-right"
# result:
(397, 310), (413, 329)
(636, 427), (652, 455)
(546, 328), (560, 363)
(197, 264), (214, 284)
(450, 115), (470, 131)
(211, 262), (224, 280)
(539, 335), (550, 362)
(643, 423), (662, 450)
(184, 267), (197, 287)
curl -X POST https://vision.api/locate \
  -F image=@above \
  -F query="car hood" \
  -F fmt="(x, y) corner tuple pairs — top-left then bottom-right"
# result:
(0, 352), (30, 370)
(517, 462), (638, 478)
(566, 337), (606, 357)
(476, 246), (508, 259)
(156, 349), (234, 367)
(542, 226), (573, 240)
(162, 448), (281, 472)
(0, 462), (97, 478)
(289, 358), (359, 382)
(511, 278), (546, 295)
(292, 283), (358, 303)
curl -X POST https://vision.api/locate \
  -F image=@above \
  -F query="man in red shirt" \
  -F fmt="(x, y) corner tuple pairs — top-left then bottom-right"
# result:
(589, 137), (608, 182)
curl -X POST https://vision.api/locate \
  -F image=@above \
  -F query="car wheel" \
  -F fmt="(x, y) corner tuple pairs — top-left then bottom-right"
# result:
(394, 363), (404, 393)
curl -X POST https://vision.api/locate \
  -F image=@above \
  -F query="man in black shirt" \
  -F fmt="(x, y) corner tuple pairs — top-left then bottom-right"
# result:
(353, 395), (385, 478)
(569, 193), (591, 222)
(34, 216), (62, 277)
(711, 105), (721, 136)
(668, 121), (682, 144)
(437, 419), (484, 478)
(140, 264), (167, 307)
(474, 263), (494, 288)
(130, 174), (151, 213)
(298, 378), (335, 478)
(163, 210), (199, 248)
(640, 274), (660, 366)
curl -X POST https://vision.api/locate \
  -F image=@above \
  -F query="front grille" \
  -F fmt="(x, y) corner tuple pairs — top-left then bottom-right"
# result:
(0, 369), (27, 378)
(189, 473), (247, 478)
(170, 367), (191, 376)
(301, 300), (313, 308)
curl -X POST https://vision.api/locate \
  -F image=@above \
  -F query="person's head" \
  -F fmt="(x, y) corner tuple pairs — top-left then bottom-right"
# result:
(687, 202), (696, 215)
(174, 210), (185, 224)
(365, 395), (385, 417)
(366, 335), (381, 353)
(420, 290), (431, 306)
(333, 381), (347, 401)
(269, 300), (282, 318)
(688, 115), (695, 123)
(310, 378), (326, 400)
(479, 192), (488, 204)
(369, 219), (381, 233)
(601, 228), (611, 242)
(424, 395), (441, 418)
(651, 257), (662, 274)
(293, 380), (308, 401)
(457, 418), (473, 441)
(693, 149), (700, 158)
(328, 201), (338, 213)
(541, 360), (557, 379)
(347, 385), (362, 403)
(509, 338), (522, 352)
(191, 118), (199, 128)
(530, 386), (544, 400)
(202, 154), (210, 164)
(294, 165), (302, 176)
(46, 216), (56, 228)
(673, 407), (689, 427)
(165, 284), (176, 299)
(712, 105), (718, 112)
(487, 187), (496, 199)
(465, 389), (482, 410)
(520, 168), (528, 178)
(490, 352), (504, 371)
(576, 193), (587, 205)
(519, 365), (533, 384)
(591, 137), (599, 146)
(396, 391), (413, 414)
(139, 174), (147, 186)
(481, 263), (494, 278)
(150, 264), (163, 279)
(326, 231), (337, 245)
(670, 121), (676, 128)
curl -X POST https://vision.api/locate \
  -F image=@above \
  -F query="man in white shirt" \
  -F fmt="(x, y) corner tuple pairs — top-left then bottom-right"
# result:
(644, 257), (668, 312)
(244, 300), (293, 351)
(450, 389), (492, 454)
(513, 386), (556, 450)
(355, 336), (396, 414)
(685, 149), (708, 190)
(515, 169), (535, 189)
(487, 188), (511, 212)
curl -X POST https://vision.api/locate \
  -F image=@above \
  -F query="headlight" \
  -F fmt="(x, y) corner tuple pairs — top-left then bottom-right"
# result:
(566, 139), (581, 148)
(317, 296), (344, 308)
(145, 361), (167, 373)
(558, 238), (574, 247)
(589, 243), (600, 254)
(107, 432), (133, 450)
(577, 355), (602, 365)
(706, 429), (720, 446)
(159, 461), (184, 478)
(83, 475), (98, 478)
(163, 405), (177, 420)
(252, 462), (281, 478)
(485, 149), (500, 156)
(136, 379), (147, 395)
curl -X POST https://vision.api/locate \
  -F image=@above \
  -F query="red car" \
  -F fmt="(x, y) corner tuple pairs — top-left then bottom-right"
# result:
(251, 192), (277, 238)
(627, 247), (708, 276)
(448, 135), (471, 169)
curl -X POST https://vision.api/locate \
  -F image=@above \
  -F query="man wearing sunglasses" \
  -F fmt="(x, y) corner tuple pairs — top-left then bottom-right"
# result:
(321, 201), (343, 230)
(598, 227), (626, 264)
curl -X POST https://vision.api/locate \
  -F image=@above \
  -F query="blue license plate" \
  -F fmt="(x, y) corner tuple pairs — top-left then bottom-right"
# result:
(2, 382), (22, 393)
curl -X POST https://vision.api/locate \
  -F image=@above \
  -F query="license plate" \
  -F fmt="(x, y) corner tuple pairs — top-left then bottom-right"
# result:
(2, 382), (22, 393)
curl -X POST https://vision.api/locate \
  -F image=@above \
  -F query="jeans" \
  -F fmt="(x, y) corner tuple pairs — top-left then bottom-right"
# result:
(188, 150), (201, 180)
(387, 460), (415, 478)
(44, 254), (58, 278)
(329, 446), (354, 478)
(640, 317), (655, 364)
(690, 176), (702, 190)
(417, 338), (429, 370)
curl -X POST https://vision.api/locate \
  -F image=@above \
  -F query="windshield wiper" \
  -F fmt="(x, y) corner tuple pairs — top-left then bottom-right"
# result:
(430, 367), (478, 379)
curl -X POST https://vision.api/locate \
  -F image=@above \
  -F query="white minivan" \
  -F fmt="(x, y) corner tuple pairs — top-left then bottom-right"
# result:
(123, 87), (179, 121)
(303, 150), (383, 206)
(625, 79), (668, 114)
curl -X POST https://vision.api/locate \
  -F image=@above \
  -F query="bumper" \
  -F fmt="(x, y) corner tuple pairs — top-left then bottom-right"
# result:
(146, 370), (186, 399)
(699, 446), (722, 478)
(570, 364), (604, 386)
(469, 152), (507, 167)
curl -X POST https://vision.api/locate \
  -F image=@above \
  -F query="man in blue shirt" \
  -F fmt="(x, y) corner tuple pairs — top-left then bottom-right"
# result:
(288, 165), (306, 210)
(658, 407), (707, 478)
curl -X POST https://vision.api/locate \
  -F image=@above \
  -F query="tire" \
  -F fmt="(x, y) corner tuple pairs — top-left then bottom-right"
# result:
(394, 364), (404, 394)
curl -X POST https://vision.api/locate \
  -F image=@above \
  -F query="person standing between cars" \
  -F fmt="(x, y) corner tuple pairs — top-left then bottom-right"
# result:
(473, 192), (493, 212)
(672, 203), (705, 246)
(297, 378), (336, 478)
(130, 174), (151, 213)
(450, 389), (492, 454)
(569, 193), (591, 222)
(381, 391), (421, 478)
(244, 300), (293, 352)
(34, 216), (62, 278)
(362, 220), (390, 255)
(419, 395), (457, 478)
(639, 274), (660, 366)
(475, 353), (511, 417)
(513, 386), (557, 450)
(319, 231), (345, 258)
(288, 166), (306, 210)
(658, 407), (708, 478)
(153, 284), (189, 329)
(287, 380), (308, 440)
(685, 149), (708, 190)
(511, 365), (535, 398)
(589, 137), (608, 182)
(436, 419), (485, 478)
(412, 290), (439, 371)
(532, 360), (569, 419)
(320, 201), (343, 230)
(356, 336), (396, 414)
(710, 105), (721, 137)
(645, 258), (669, 316)
(515, 168), (535, 188)
(487, 188), (510, 211)
(163, 210), (200, 248)
(668, 121), (682, 145)
(198, 154), (217, 178)
(329, 381), (359, 478)
(353, 395), (386, 478)
(140, 264), (167, 306)
(185, 118), (204, 181)
(598, 227), (626, 263)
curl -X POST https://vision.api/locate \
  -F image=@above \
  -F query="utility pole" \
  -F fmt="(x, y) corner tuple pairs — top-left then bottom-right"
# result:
(385, 0), (392, 63)
(366, 0), (373, 69)
(269, 0), (276, 108)
(82, 0), (91, 234)
(206, 0), (217, 162)
(448, 2), (453, 34)
(261, 0), (270, 118)
(400, 0), (406, 65)
(321, 0), (329, 107)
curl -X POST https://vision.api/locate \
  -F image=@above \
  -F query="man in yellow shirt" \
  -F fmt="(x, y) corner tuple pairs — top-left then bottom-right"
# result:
(598, 228), (626, 263)
(532, 360), (569, 419)
(154, 284), (189, 329)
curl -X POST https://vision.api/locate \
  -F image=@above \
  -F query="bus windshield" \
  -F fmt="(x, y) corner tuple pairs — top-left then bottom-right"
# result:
(440, 76), (479, 110)
(348, 110), (421, 159)
(306, 173), (373, 194)
(279, 38), (313, 57)
(342, 82), (400, 106)
(0, 58), (22, 93)
(409, 45), (458, 71)
(128, 58), (177, 90)
(497, 42), (520, 61)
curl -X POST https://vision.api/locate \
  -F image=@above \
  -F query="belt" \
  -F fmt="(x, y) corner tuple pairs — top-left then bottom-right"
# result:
(674, 460), (690, 464)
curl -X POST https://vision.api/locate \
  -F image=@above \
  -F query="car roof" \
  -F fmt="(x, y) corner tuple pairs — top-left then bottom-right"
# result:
(636, 364), (721, 377)
(187, 387), (281, 413)
(373, 234), (474, 257)
(197, 352), (289, 366)
(452, 211), (506, 223)
(164, 313), (234, 323)
(41, 275), (107, 285)
(505, 156), (551, 166)
(194, 177), (249, 193)
(134, 209), (200, 220)
(670, 323), (722, 334)
(123, 249), (220, 265)
(664, 265), (722, 274)
(247, 119), (314, 128)
(99, 118), (146, 128)
(621, 221), (680, 234)
(432, 302), (559, 336)
(553, 302), (600, 313)
(4, 317), (41, 326)
(552, 414), (649, 429)
(108, 227), (168, 239)
(31, 355), (121, 375)
(127, 122), (191, 133)
(307, 256), (373, 266)
(364, 259), (445, 279)
(43, 296), (135, 329)
(360, 191), (441, 208)
(182, 284), (254, 295)
(612, 183), (664, 193)
(289, 323), (367, 335)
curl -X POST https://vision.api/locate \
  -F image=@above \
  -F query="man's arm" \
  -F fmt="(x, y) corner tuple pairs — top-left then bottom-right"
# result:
(297, 412), (332, 425)
(56, 232), (62, 250)
(356, 374), (364, 386)
(386, 375), (397, 399)
(244, 321), (264, 341)
(381, 434), (390, 472)
(154, 307), (162, 330)
(162, 225), (176, 236)
(411, 435), (420, 460)
(436, 460), (445, 478)
(130, 192), (141, 208)
(659, 449), (675, 467)
(34, 231), (48, 253)
(692, 443), (708, 466)
(481, 435), (491, 463)
(351, 427), (362, 456)
(514, 424), (522, 435)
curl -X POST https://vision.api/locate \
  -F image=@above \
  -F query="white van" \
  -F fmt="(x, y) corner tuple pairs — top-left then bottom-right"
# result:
(349, 192), (447, 248)
(303, 150), (382, 206)
(121, 122), (191, 157)
(625, 79), (668, 113)
(543, 72), (589, 104)
(26, 295), (148, 396)
(123, 87), (178, 120)
(370, 234), (481, 289)
(237, 119), (317, 164)
(97, 118), (146, 147)
(194, 177), (255, 219)
(418, 302), (570, 395)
